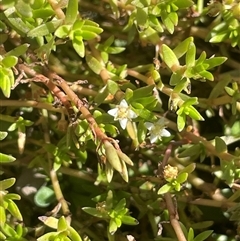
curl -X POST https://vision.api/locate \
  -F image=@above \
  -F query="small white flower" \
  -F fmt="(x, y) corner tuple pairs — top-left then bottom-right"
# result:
(145, 118), (171, 143)
(108, 99), (138, 129)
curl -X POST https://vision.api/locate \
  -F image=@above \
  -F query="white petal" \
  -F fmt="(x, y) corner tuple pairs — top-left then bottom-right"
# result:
(150, 133), (159, 143)
(119, 118), (128, 129)
(128, 109), (138, 119)
(119, 99), (128, 108)
(161, 129), (171, 137)
(144, 122), (154, 130)
(108, 108), (118, 117)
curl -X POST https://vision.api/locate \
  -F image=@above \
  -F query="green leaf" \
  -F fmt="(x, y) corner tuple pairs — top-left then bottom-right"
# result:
(68, 226), (83, 241)
(188, 227), (194, 241)
(5, 44), (29, 57)
(161, 44), (179, 69)
(73, 38), (85, 58)
(177, 113), (186, 132)
(37, 232), (57, 241)
(194, 230), (213, 241)
(136, 7), (148, 26)
(161, 10), (175, 34)
(215, 136), (227, 153)
(58, 216), (68, 232)
(0, 178), (15, 190)
(107, 79), (119, 95)
(65, 0), (78, 24)
(7, 199), (23, 221)
(209, 75), (231, 98)
(131, 85), (155, 100)
(121, 215), (139, 225)
(0, 153), (16, 163)
(209, 33), (228, 43)
(170, 72), (182, 86)
(199, 70), (214, 81)
(186, 42), (196, 67)
(27, 20), (63, 37)
(39, 216), (58, 229)
(187, 105), (204, 121)
(0, 131), (7, 141)
(109, 219), (118, 235)
(157, 183), (172, 194)
(0, 206), (6, 226)
(4, 8), (32, 35)
(179, 163), (196, 175)
(175, 0), (193, 8)
(204, 57), (227, 69)
(15, 0), (32, 18)
(114, 199), (126, 212)
(82, 25), (103, 35)
(1, 223), (17, 237)
(55, 25), (72, 38)
(82, 207), (107, 218)
(176, 172), (188, 183)
(32, 9), (55, 19)
(173, 37), (193, 59)
(109, 0), (120, 18)
(0, 70), (11, 98)
(178, 145), (201, 158)
(86, 55), (104, 74)
(34, 186), (55, 208)
(2, 56), (18, 68)
(81, 30), (99, 40)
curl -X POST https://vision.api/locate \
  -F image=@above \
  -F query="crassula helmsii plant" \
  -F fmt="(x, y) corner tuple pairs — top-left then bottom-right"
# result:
(0, 0), (240, 240)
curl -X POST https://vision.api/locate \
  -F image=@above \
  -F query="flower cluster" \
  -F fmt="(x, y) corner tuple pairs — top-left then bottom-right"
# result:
(108, 99), (138, 129)
(108, 99), (170, 143)
(144, 118), (171, 143)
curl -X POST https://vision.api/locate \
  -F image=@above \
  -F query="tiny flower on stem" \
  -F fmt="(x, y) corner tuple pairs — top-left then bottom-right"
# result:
(108, 99), (138, 129)
(144, 118), (171, 143)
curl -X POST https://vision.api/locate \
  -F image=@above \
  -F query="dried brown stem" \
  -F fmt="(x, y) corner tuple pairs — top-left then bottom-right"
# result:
(158, 143), (187, 241)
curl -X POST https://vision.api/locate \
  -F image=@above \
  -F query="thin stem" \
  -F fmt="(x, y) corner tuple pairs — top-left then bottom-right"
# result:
(0, 100), (66, 114)
(41, 108), (71, 219)
(165, 193), (187, 241)
(158, 143), (187, 241)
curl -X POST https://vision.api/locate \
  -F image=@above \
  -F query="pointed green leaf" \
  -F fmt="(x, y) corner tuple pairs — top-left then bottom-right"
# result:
(186, 42), (196, 67)
(121, 215), (139, 225)
(109, 218), (118, 235)
(65, 0), (78, 24)
(187, 105), (204, 121)
(0, 153), (16, 163)
(2, 56), (18, 68)
(73, 38), (85, 58)
(215, 136), (227, 153)
(0, 206), (6, 226)
(194, 230), (213, 241)
(161, 44), (179, 69)
(27, 20), (63, 37)
(188, 227), (194, 241)
(157, 183), (172, 194)
(0, 178), (15, 190)
(68, 226), (83, 241)
(0, 132), (7, 141)
(173, 37), (193, 58)
(177, 113), (186, 132)
(176, 172), (188, 183)
(86, 55), (104, 74)
(58, 216), (68, 232)
(204, 57), (227, 69)
(55, 25), (71, 38)
(82, 207), (107, 218)
(7, 199), (23, 221)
